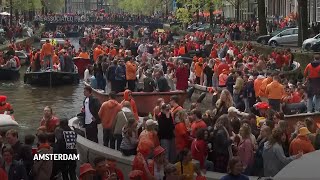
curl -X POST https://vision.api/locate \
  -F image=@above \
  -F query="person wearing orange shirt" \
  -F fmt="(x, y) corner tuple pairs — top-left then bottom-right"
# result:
(304, 54), (320, 112)
(78, 49), (90, 59)
(93, 45), (104, 62)
(259, 75), (273, 102)
(178, 44), (186, 56)
(194, 58), (203, 85)
(265, 75), (285, 112)
(126, 57), (137, 91)
(289, 127), (315, 156)
(189, 109), (207, 137)
(52, 50), (60, 70)
(254, 75), (265, 99)
(121, 90), (139, 121)
(41, 39), (53, 69)
(98, 92), (122, 149)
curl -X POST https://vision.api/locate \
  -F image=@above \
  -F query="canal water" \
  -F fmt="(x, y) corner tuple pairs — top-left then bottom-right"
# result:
(0, 38), (210, 137)
(0, 38), (84, 137)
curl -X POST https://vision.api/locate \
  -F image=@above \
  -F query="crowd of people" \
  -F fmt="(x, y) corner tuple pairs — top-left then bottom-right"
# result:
(2, 13), (320, 179)
(64, 22), (320, 180)
(0, 105), (79, 180)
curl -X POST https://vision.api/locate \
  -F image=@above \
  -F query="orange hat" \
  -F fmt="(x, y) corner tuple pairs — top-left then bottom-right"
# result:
(79, 163), (95, 178)
(0, 95), (7, 102)
(153, 146), (165, 158)
(129, 170), (143, 179)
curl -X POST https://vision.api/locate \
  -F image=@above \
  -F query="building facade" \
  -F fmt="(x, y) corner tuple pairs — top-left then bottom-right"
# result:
(222, 0), (320, 23)
(66, 0), (98, 13)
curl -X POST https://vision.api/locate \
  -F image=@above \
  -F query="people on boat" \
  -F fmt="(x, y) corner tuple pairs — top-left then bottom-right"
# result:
(0, 95), (13, 114)
(41, 39), (54, 70)
(82, 86), (101, 143)
(78, 49), (90, 59)
(122, 90), (139, 121)
(98, 92), (122, 149)
(0, 55), (19, 69)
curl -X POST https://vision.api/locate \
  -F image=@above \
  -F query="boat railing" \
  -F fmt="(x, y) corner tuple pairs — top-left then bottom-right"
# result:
(69, 117), (265, 180)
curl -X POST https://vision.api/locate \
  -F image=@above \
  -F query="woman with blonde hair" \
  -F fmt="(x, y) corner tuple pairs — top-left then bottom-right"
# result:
(237, 124), (254, 175)
(214, 89), (234, 119)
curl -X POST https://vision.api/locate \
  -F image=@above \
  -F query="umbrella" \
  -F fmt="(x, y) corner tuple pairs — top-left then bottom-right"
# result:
(0, 12), (10, 16)
(274, 150), (320, 179)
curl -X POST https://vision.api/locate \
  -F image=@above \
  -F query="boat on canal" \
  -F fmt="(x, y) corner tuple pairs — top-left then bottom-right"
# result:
(69, 116), (268, 180)
(84, 82), (188, 116)
(24, 68), (80, 86)
(0, 67), (20, 81)
(0, 114), (19, 128)
(73, 57), (92, 77)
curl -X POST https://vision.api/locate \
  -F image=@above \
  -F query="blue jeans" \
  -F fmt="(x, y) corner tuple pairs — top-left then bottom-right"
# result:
(307, 95), (320, 112)
(212, 74), (218, 88)
(43, 55), (52, 69)
(205, 160), (214, 171)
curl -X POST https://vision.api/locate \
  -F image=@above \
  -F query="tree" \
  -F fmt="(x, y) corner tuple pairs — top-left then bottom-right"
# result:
(175, 7), (192, 28)
(42, 0), (64, 13)
(118, 0), (161, 15)
(298, 0), (308, 46)
(257, 0), (267, 35)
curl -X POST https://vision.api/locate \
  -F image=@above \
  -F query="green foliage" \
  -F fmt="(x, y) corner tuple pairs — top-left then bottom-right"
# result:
(175, 8), (192, 25)
(42, 0), (65, 13)
(118, 0), (161, 15)
(11, 0), (42, 12)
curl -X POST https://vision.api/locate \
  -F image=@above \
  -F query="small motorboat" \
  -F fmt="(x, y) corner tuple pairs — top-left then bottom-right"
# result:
(73, 57), (92, 77)
(0, 114), (19, 127)
(24, 69), (80, 86)
(0, 67), (20, 80)
(84, 82), (188, 116)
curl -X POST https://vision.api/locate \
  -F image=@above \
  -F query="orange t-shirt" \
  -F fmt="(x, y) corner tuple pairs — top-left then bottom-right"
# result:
(78, 52), (89, 59)
(194, 62), (203, 77)
(93, 48), (104, 62)
(41, 43), (53, 56)
(191, 120), (207, 137)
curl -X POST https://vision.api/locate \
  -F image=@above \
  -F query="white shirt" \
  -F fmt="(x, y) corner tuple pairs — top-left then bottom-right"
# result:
(84, 69), (90, 82)
(84, 97), (93, 124)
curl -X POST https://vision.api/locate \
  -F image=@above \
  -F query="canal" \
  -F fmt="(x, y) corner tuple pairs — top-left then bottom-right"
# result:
(0, 38), (84, 136)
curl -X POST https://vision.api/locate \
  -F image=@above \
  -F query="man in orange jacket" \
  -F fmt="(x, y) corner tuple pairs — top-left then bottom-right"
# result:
(126, 57), (137, 91)
(98, 92), (122, 149)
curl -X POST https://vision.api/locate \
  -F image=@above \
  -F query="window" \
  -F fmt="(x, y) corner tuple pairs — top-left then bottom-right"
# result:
(280, 29), (293, 36)
(293, 29), (299, 34)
